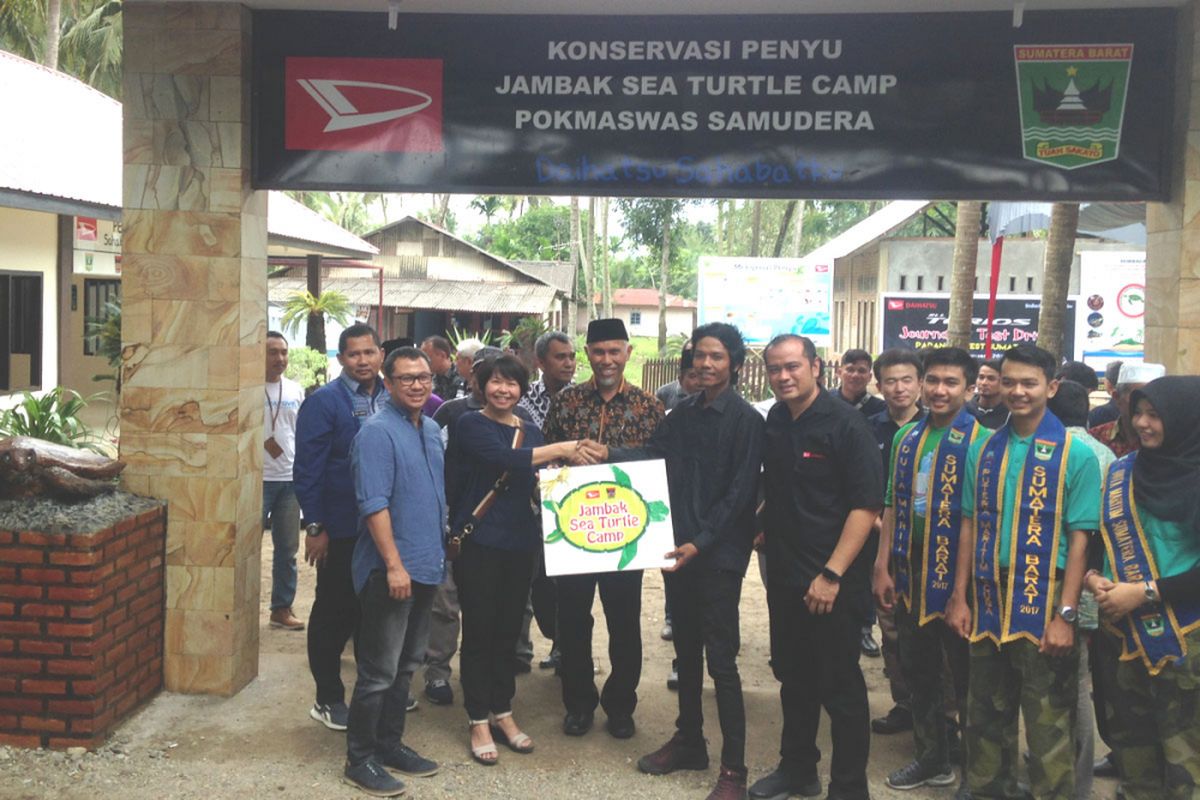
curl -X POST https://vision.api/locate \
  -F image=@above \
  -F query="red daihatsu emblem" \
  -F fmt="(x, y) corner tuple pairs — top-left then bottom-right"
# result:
(285, 57), (443, 152)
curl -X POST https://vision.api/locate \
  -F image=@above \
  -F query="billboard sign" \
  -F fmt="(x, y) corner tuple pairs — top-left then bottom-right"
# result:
(252, 9), (1173, 199)
(880, 294), (1077, 358)
(1075, 251), (1144, 370)
(698, 256), (832, 346)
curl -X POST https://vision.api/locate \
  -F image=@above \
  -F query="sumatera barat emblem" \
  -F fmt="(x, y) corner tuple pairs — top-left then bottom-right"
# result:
(1014, 44), (1133, 170)
(543, 465), (670, 570)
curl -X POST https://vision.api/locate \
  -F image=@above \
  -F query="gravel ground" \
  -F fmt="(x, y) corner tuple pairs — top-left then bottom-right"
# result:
(0, 540), (1120, 800)
(0, 491), (161, 534)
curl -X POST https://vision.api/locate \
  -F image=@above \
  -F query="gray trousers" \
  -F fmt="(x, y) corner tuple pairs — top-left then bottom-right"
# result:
(423, 570), (459, 684)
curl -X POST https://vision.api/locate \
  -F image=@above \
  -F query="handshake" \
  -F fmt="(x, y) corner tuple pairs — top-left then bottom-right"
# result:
(561, 439), (609, 466)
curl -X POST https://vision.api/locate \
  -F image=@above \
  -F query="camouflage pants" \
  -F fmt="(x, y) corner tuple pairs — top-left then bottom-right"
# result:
(896, 601), (969, 769)
(879, 601), (911, 708)
(966, 637), (1078, 799)
(1096, 628), (1200, 800)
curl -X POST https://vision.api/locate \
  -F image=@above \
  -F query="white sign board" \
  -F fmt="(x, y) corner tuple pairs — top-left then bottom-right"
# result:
(1075, 250), (1145, 371)
(73, 216), (122, 276)
(539, 460), (675, 577)
(697, 256), (832, 346)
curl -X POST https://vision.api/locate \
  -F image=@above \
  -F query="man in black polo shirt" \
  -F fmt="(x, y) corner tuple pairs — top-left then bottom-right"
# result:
(838, 349), (887, 417)
(750, 334), (883, 800)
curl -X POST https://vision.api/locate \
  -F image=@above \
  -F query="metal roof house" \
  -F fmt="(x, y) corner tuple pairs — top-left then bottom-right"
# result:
(268, 215), (571, 343)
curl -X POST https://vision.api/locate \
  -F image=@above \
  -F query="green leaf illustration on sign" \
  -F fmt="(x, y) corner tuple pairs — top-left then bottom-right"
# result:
(647, 500), (670, 522)
(618, 539), (638, 570)
(545, 528), (564, 544)
(543, 500), (558, 513)
(611, 465), (632, 489)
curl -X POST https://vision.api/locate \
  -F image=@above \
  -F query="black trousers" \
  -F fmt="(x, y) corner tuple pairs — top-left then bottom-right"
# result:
(530, 548), (558, 643)
(454, 539), (535, 722)
(667, 564), (746, 770)
(768, 579), (871, 800)
(308, 536), (361, 706)
(557, 569), (643, 718)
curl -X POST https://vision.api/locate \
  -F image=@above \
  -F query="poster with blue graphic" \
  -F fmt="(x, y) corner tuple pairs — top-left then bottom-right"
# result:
(697, 256), (832, 346)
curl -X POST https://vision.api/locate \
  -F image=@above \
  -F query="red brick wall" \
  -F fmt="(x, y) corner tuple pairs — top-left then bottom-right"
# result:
(0, 505), (165, 749)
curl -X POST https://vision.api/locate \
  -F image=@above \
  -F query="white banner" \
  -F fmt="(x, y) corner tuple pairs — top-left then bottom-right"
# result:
(697, 256), (832, 346)
(1076, 251), (1145, 371)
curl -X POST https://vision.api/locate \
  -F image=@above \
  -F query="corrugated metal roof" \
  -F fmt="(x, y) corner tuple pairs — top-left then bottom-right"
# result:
(269, 277), (559, 314)
(799, 201), (930, 267)
(0, 51), (376, 256)
(511, 260), (576, 295)
(0, 50), (121, 210)
(268, 193), (379, 256)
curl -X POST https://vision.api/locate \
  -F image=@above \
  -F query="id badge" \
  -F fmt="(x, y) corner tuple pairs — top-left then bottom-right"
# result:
(264, 436), (284, 459)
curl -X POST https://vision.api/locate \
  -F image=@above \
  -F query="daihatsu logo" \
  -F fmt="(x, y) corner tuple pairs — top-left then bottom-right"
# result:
(284, 57), (444, 153)
(296, 78), (434, 133)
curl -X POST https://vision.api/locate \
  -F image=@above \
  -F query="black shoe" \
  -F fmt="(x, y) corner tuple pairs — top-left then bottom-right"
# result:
(606, 714), (635, 739)
(539, 649), (561, 670)
(1094, 752), (1118, 778)
(563, 711), (593, 736)
(377, 744), (439, 777)
(343, 759), (405, 797)
(513, 658), (532, 675)
(860, 628), (881, 658)
(886, 760), (956, 790)
(871, 704), (912, 734)
(424, 679), (453, 706)
(749, 765), (822, 799)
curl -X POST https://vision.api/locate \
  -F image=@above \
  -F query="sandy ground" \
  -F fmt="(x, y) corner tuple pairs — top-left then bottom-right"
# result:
(0, 538), (1119, 800)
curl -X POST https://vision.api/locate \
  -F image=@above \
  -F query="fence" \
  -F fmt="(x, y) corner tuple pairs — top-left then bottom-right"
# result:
(642, 354), (842, 403)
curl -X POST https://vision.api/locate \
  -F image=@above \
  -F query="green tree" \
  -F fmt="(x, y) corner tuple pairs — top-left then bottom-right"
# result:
(470, 204), (574, 262)
(617, 199), (693, 353)
(281, 289), (353, 355)
(286, 191), (381, 236)
(469, 195), (504, 225)
(0, 0), (123, 97)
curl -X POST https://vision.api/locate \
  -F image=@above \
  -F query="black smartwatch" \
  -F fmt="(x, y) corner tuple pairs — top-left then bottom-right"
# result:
(820, 566), (842, 584)
(305, 522), (323, 538)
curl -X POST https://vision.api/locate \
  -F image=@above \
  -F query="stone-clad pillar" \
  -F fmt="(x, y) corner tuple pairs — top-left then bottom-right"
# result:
(1146, 0), (1200, 374)
(120, 2), (266, 695)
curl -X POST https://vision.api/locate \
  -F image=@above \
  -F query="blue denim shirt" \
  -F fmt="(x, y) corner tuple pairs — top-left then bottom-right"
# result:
(350, 398), (447, 594)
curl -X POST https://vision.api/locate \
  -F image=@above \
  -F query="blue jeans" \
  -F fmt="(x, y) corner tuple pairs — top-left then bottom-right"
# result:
(346, 572), (435, 765)
(262, 481), (300, 610)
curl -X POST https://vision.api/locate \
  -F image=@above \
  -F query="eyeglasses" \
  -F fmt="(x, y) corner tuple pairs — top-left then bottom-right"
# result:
(389, 373), (433, 387)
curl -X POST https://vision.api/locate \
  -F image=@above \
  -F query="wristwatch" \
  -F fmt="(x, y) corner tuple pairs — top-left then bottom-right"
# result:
(305, 522), (323, 538)
(820, 566), (842, 584)
(1144, 581), (1160, 604)
(1057, 605), (1078, 624)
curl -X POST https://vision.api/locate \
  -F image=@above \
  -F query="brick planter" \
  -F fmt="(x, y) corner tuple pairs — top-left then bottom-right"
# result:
(0, 503), (166, 749)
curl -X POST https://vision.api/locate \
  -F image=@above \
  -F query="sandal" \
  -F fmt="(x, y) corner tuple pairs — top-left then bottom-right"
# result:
(490, 711), (535, 754)
(469, 720), (498, 766)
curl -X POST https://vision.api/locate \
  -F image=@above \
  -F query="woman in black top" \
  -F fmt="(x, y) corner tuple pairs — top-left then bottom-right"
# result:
(453, 355), (583, 765)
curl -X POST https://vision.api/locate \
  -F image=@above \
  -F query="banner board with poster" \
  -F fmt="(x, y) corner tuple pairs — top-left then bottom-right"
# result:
(539, 461), (675, 577)
(73, 217), (122, 276)
(1075, 251), (1145, 371)
(698, 256), (832, 346)
(880, 294), (1077, 358)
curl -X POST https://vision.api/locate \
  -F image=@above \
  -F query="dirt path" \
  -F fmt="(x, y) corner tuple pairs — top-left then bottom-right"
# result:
(0, 540), (1118, 800)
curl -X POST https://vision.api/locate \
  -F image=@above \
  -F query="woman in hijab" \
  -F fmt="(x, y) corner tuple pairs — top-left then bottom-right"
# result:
(1085, 375), (1200, 799)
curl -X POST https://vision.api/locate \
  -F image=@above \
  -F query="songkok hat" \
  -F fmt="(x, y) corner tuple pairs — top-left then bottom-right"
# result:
(472, 345), (504, 367)
(587, 318), (629, 344)
(1118, 362), (1166, 386)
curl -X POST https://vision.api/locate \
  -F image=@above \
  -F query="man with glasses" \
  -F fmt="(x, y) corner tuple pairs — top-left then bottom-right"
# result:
(343, 347), (445, 797)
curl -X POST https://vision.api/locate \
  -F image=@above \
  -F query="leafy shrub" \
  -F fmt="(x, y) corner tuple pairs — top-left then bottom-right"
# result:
(0, 388), (105, 454)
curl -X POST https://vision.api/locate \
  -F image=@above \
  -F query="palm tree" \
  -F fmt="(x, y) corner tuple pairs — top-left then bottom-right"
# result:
(470, 196), (504, 225)
(281, 290), (353, 355)
(0, 0), (123, 97)
(947, 202), (982, 349)
(1038, 203), (1080, 360)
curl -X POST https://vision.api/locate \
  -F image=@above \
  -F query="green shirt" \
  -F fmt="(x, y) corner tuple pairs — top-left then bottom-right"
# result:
(962, 426), (1102, 571)
(886, 421), (991, 611)
(1100, 467), (1200, 582)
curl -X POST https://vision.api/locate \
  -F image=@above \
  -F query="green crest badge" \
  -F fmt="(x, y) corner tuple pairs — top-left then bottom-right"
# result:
(948, 429), (966, 445)
(1033, 439), (1057, 462)
(1014, 44), (1133, 170)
